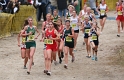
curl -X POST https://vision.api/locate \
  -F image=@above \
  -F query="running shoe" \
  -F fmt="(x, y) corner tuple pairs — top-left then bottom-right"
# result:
(59, 57), (62, 64)
(24, 65), (27, 69)
(61, 52), (64, 58)
(46, 71), (51, 76)
(64, 64), (68, 69)
(44, 70), (48, 74)
(117, 35), (120, 37)
(71, 56), (75, 62)
(86, 55), (91, 58)
(27, 71), (30, 75)
(32, 62), (34, 65)
(54, 61), (58, 65)
(92, 56), (95, 60)
(95, 57), (98, 61)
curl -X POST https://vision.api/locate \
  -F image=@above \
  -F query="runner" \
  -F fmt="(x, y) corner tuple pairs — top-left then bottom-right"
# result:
(97, 0), (108, 33)
(17, 19), (29, 69)
(89, 21), (100, 61)
(63, 19), (75, 69)
(86, 7), (96, 22)
(40, 13), (52, 73)
(79, 4), (87, 22)
(21, 17), (40, 74)
(81, 15), (92, 58)
(115, 0), (124, 37)
(56, 19), (65, 64)
(70, 10), (80, 51)
(66, 5), (75, 19)
(52, 9), (60, 23)
(42, 22), (59, 76)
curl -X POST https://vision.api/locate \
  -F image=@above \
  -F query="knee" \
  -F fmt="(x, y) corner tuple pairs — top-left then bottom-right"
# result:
(48, 57), (51, 61)
(22, 57), (25, 59)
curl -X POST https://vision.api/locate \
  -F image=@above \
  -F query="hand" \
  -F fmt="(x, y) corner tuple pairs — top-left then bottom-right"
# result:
(40, 38), (44, 42)
(28, 32), (32, 35)
(18, 43), (20, 47)
(68, 34), (71, 37)
(35, 37), (38, 39)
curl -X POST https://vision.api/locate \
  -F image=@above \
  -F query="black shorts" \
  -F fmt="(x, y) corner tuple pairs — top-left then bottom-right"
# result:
(65, 42), (74, 48)
(99, 15), (107, 19)
(93, 40), (99, 46)
(84, 34), (89, 38)
(74, 29), (79, 33)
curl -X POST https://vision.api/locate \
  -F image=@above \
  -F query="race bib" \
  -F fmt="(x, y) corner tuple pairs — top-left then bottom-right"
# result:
(44, 39), (53, 44)
(27, 35), (35, 41)
(85, 29), (90, 33)
(22, 37), (26, 43)
(82, 16), (84, 20)
(92, 34), (97, 40)
(66, 36), (72, 42)
(118, 11), (122, 15)
(71, 23), (76, 28)
(100, 10), (105, 16)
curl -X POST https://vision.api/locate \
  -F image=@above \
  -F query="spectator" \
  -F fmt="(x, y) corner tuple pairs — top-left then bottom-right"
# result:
(0, 0), (6, 10)
(0, 4), (3, 13)
(88, 0), (98, 15)
(57, 0), (67, 20)
(36, 0), (51, 21)
(50, 0), (57, 15)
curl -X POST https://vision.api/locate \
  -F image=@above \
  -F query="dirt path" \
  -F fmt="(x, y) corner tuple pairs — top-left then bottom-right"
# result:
(0, 11), (124, 80)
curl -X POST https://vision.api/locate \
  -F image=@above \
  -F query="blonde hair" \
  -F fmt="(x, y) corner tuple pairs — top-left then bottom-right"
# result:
(84, 14), (89, 20)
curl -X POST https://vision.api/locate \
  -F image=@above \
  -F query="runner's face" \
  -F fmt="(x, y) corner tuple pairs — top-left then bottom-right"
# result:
(53, 11), (57, 16)
(84, 18), (89, 22)
(101, 0), (105, 4)
(69, 7), (73, 12)
(57, 20), (61, 25)
(65, 21), (70, 27)
(49, 22), (53, 29)
(28, 19), (33, 25)
(72, 11), (76, 16)
(47, 15), (51, 20)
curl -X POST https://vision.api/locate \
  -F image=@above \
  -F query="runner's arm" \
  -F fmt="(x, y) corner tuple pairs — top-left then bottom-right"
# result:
(68, 28), (74, 38)
(17, 32), (21, 47)
(34, 26), (40, 39)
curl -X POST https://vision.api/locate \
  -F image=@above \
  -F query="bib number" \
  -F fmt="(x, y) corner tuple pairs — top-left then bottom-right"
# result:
(85, 29), (90, 34)
(92, 34), (97, 40)
(100, 10), (105, 16)
(22, 37), (26, 43)
(118, 11), (122, 15)
(27, 35), (35, 41)
(71, 23), (76, 28)
(66, 36), (72, 42)
(44, 39), (53, 44)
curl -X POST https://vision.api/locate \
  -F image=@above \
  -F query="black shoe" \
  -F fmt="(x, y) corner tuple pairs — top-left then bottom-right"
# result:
(117, 35), (120, 37)
(71, 56), (75, 62)
(64, 64), (68, 69)
(27, 71), (30, 75)
(32, 62), (34, 65)
(86, 55), (91, 58)
(59, 57), (62, 64)
(24, 65), (27, 69)
(46, 71), (51, 76)
(44, 70), (48, 74)
(61, 52), (64, 58)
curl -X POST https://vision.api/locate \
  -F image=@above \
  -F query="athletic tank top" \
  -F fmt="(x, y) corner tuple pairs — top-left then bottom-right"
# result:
(99, 4), (107, 16)
(53, 15), (58, 22)
(44, 21), (49, 30)
(26, 26), (35, 41)
(64, 27), (74, 43)
(58, 25), (64, 34)
(22, 31), (26, 43)
(84, 22), (91, 34)
(67, 12), (72, 19)
(90, 28), (98, 41)
(45, 29), (57, 45)
(117, 5), (123, 15)
(70, 16), (79, 30)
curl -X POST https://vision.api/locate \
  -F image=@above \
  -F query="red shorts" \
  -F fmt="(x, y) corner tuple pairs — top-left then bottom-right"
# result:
(116, 15), (124, 21)
(46, 44), (57, 51)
